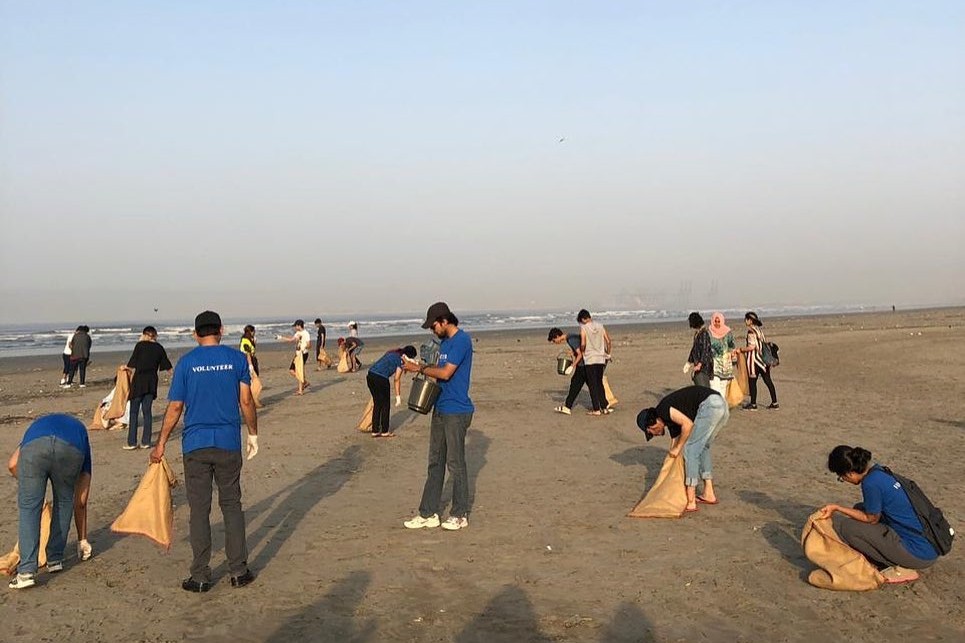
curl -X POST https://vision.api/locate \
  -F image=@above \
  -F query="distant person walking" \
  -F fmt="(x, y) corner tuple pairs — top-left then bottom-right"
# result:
(278, 320), (312, 395)
(7, 414), (92, 589)
(547, 327), (587, 415)
(735, 312), (778, 410)
(402, 302), (474, 531)
(686, 312), (714, 389)
(707, 312), (737, 396)
(123, 326), (173, 450)
(314, 318), (332, 370)
(239, 325), (259, 376)
(578, 309), (611, 416)
(59, 331), (75, 385)
(64, 325), (92, 388)
(150, 310), (258, 593)
(367, 345), (418, 437)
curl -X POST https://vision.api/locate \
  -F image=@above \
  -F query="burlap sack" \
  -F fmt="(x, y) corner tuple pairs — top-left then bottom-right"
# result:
(603, 376), (618, 407)
(1, 502), (53, 575)
(627, 454), (687, 519)
(725, 379), (744, 408)
(317, 349), (333, 368)
(111, 458), (178, 549)
(337, 346), (351, 373)
(104, 366), (131, 423)
(800, 511), (885, 591)
(293, 351), (306, 384)
(735, 358), (750, 395)
(250, 369), (263, 407)
(356, 399), (374, 432)
(89, 404), (109, 430)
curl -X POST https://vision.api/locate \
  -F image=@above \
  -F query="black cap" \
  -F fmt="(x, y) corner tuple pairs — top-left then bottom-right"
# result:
(421, 302), (451, 329)
(637, 408), (657, 441)
(195, 310), (222, 332)
(293, 319), (305, 327)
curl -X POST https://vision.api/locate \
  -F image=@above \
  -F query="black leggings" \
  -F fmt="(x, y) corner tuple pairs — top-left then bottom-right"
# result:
(366, 372), (391, 434)
(749, 366), (777, 404)
(67, 358), (88, 385)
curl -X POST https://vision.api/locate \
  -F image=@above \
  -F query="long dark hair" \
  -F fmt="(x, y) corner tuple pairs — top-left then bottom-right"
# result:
(688, 312), (704, 329)
(243, 325), (256, 343)
(827, 445), (872, 476)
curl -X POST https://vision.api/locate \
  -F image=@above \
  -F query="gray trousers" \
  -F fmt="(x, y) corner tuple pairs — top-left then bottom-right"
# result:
(419, 412), (473, 519)
(833, 514), (935, 570)
(184, 448), (249, 580)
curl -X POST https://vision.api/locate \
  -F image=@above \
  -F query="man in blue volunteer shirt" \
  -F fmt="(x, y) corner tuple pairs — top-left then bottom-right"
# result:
(7, 414), (92, 589)
(150, 310), (259, 592)
(402, 302), (475, 531)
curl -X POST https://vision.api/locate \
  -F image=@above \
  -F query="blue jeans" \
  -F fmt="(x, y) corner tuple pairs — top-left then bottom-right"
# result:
(17, 437), (85, 574)
(419, 412), (473, 518)
(683, 394), (729, 487)
(127, 394), (155, 447)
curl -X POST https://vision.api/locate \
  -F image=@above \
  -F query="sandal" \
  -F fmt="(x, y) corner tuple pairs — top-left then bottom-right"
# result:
(586, 411), (603, 416)
(696, 496), (719, 505)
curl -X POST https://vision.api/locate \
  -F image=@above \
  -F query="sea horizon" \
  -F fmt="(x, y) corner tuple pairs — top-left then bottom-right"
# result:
(1, 301), (958, 359)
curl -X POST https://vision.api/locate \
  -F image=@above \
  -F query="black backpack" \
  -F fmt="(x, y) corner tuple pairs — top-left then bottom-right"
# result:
(880, 465), (954, 556)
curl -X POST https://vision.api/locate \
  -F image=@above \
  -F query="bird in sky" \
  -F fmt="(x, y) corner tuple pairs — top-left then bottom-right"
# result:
(558, 137), (566, 143)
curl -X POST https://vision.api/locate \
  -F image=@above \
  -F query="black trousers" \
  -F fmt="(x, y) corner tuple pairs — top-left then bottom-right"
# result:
(584, 363), (608, 412)
(564, 364), (589, 409)
(366, 372), (391, 434)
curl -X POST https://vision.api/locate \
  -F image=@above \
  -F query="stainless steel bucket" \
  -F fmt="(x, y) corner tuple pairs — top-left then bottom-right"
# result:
(557, 356), (574, 375)
(408, 375), (441, 414)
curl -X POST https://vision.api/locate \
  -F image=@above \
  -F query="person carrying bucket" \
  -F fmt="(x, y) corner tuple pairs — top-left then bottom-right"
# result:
(547, 327), (587, 416)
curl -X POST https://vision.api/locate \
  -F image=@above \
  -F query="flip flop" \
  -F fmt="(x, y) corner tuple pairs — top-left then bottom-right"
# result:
(696, 496), (719, 505)
(684, 506), (699, 513)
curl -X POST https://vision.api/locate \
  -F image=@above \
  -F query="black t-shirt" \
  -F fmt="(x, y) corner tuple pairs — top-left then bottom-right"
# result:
(127, 341), (173, 398)
(655, 386), (719, 438)
(315, 325), (326, 346)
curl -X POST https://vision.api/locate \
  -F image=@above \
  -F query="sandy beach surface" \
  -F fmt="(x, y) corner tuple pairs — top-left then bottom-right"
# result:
(0, 308), (963, 642)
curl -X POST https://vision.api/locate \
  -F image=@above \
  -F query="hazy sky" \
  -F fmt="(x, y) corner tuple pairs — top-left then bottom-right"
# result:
(1, 2), (963, 324)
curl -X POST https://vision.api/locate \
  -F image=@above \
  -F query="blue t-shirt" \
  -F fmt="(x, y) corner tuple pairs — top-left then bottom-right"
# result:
(436, 329), (474, 414)
(168, 344), (251, 454)
(862, 466), (938, 561)
(566, 334), (581, 356)
(369, 351), (403, 379)
(21, 414), (92, 474)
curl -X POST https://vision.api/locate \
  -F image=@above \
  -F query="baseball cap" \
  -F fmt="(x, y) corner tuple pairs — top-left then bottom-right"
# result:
(421, 302), (451, 329)
(636, 408), (657, 441)
(195, 311), (222, 332)
(293, 319), (305, 327)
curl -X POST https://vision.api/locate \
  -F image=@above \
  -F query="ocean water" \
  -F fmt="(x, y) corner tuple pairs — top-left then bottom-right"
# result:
(0, 305), (881, 358)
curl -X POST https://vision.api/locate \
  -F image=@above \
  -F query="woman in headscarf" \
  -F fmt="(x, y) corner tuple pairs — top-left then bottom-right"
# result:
(734, 311), (778, 409)
(686, 312), (713, 389)
(707, 313), (737, 397)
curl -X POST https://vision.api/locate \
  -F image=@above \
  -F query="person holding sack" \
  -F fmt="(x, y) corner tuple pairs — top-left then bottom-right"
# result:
(734, 311), (778, 410)
(366, 346), (418, 438)
(636, 386), (729, 513)
(821, 445), (939, 584)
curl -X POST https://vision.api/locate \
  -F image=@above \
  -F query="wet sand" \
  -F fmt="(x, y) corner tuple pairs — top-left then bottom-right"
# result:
(0, 308), (963, 642)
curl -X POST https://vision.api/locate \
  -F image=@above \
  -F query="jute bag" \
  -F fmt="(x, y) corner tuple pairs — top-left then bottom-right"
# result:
(725, 379), (744, 408)
(0, 503), (53, 575)
(337, 346), (351, 373)
(292, 351), (306, 384)
(734, 357), (750, 395)
(603, 376), (618, 407)
(104, 366), (131, 424)
(249, 368), (263, 408)
(111, 458), (178, 549)
(800, 511), (885, 591)
(627, 454), (687, 519)
(357, 399), (374, 432)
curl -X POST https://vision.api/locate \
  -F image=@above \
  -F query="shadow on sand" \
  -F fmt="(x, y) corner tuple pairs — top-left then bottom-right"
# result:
(264, 570), (376, 642)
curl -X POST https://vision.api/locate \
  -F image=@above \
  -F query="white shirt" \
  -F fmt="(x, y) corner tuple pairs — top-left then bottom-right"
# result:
(295, 329), (311, 354)
(63, 334), (73, 355)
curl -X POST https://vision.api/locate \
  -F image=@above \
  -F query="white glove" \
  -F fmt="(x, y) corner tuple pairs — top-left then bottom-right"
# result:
(395, 395), (402, 407)
(564, 365), (574, 376)
(78, 539), (92, 561)
(246, 434), (259, 460)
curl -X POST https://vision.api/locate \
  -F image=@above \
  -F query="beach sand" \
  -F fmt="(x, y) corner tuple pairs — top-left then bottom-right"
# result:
(0, 309), (963, 642)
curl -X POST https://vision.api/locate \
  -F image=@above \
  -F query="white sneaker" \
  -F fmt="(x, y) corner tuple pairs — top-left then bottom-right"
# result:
(403, 514), (440, 529)
(46, 561), (63, 573)
(79, 384), (86, 388)
(122, 445), (138, 450)
(441, 516), (469, 531)
(78, 539), (92, 561)
(9, 573), (35, 589)
(61, 384), (71, 389)
(553, 405), (571, 415)
(59, 377), (67, 385)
